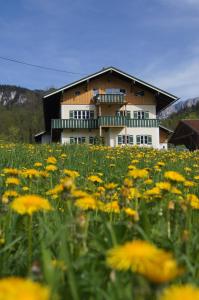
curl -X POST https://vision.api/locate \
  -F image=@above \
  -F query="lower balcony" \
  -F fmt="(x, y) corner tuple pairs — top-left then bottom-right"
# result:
(98, 116), (126, 127)
(52, 119), (98, 129)
(52, 118), (160, 129)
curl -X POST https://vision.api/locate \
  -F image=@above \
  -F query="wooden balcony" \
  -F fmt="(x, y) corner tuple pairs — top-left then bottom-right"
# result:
(52, 118), (160, 129)
(52, 119), (98, 129)
(95, 94), (126, 104)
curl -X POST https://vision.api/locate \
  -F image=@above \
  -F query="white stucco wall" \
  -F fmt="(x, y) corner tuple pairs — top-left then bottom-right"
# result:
(61, 127), (160, 148)
(159, 143), (168, 150)
(109, 127), (159, 148)
(61, 129), (99, 144)
(61, 104), (97, 119)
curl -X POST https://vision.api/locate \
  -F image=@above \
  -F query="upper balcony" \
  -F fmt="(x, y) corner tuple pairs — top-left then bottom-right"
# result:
(94, 94), (126, 105)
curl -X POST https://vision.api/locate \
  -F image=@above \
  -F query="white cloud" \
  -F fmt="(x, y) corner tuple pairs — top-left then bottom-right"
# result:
(145, 57), (199, 100)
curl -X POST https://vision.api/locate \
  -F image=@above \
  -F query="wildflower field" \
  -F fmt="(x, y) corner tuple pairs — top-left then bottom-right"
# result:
(0, 143), (199, 300)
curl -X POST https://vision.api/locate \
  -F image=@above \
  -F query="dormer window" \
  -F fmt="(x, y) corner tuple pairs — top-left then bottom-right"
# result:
(135, 90), (145, 97)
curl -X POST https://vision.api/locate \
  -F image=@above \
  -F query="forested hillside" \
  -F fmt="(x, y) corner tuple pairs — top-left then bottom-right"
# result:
(0, 85), (44, 143)
(162, 101), (199, 130)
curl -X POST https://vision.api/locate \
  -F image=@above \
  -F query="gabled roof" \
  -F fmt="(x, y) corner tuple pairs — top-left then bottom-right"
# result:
(181, 119), (199, 134)
(43, 66), (179, 101)
(169, 119), (199, 150)
(159, 125), (174, 133)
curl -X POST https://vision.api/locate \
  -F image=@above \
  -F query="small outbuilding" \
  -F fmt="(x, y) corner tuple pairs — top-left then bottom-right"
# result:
(169, 119), (199, 150)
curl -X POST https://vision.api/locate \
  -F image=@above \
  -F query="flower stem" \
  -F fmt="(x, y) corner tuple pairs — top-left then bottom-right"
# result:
(28, 215), (32, 271)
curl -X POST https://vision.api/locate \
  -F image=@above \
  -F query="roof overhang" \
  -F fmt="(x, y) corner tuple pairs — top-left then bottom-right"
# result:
(43, 66), (179, 104)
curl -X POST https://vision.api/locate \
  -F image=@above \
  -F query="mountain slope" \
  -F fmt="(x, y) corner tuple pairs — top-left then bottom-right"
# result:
(0, 85), (45, 143)
(161, 97), (199, 130)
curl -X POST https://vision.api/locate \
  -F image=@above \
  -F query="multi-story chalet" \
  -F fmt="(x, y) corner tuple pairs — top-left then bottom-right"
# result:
(36, 67), (178, 148)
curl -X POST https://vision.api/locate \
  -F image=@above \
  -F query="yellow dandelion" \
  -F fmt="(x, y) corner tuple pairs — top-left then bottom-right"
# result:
(184, 181), (195, 187)
(34, 162), (42, 167)
(124, 208), (139, 220)
(21, 169), (40, 178)
(0, 277), (50, 300)
(144, 187), (161, 197)
(106, 240), (183, 283)
(159, 284), (199, 300)
(186, 194), (199, 209)
(156, 182), (171, 191)
(46, 184), (64, 196)
(88, 175), (103, 183)
(75, 197), (98, 210)
(3, 168), (19, 175)
(104, 183), (118, 190)
(128, 169), (149, 179)
(164, 171), (185, 182)
(45, 165), (57, 172)
(63, 169), (79, 178)
(46, 156), (57, 164)
(101, 201), (120, 214)
(128, 187), (141, 199)
(2, 190), (18, 204)
(11, 195), (52, 215)
(5, 177), (20, 186)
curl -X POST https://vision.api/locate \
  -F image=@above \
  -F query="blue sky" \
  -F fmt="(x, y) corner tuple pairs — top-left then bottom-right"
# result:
(1, 0), (199, 99)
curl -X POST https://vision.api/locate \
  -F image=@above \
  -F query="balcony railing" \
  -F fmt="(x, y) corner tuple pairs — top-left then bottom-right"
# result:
(95, 94), (126, 104)
(98, 116), (126, 127)
(52, 119), (98, 129)
(126, 118), (160, 127)
(52, 118), (160, 129)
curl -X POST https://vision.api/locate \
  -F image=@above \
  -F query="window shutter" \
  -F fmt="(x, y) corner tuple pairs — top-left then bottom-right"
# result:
(70, 137), (74, 144)
(133, 111), (138, 119)
(127, 111), (131, 118)
(90, 111), (94, 119)
(69, 111), (73, 119)
(136, 135), (141, 145)
(145, 111), (149, 119)
(148, 135), (152, 145)
(118, 135), (122, 145)
(129, 135), (133, 144)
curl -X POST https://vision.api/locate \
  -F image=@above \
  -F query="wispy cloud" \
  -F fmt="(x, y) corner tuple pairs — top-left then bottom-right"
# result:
(145, 56), (199, 99)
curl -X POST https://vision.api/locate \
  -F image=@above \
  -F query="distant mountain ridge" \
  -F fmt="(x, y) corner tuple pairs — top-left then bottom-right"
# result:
(160, 96), (199, 119)
(0, 85), (44, 107)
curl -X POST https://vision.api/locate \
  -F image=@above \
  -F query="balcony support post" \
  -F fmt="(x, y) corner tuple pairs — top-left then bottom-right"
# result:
(125, 104), (127, 145)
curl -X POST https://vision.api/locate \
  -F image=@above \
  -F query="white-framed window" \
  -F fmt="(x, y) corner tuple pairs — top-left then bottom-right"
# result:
(105, 88), (126, 94)
(69, 110), (95, 119)
(115, 110), (131, 118)
(133, 111), (149, 119)
(70, 137), (86, 144)
(118, 135), (133, 145)
(89, 136), (95, 144)
(136, 135), (152, 145)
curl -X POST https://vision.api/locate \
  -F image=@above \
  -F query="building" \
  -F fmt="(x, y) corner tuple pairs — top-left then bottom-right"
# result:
(169, 120), (199, 150)
(36, 66), (178, 148)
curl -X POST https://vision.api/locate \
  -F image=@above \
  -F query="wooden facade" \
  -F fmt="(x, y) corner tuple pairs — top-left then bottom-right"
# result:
(61, 72), (156, 106)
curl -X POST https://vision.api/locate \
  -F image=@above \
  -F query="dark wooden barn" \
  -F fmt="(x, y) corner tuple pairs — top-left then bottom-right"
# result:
(169, 120), (199, 150)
